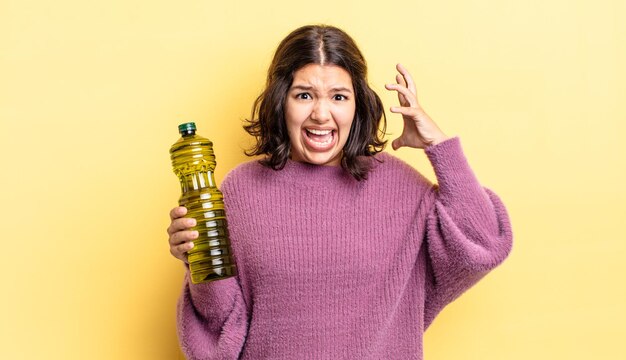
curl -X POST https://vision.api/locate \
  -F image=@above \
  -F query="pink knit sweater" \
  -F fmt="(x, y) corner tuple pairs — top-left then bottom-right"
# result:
(176, 137), (513, 359)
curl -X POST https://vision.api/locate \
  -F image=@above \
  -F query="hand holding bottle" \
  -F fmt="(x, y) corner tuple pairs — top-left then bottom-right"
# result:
(169, 122), (237, 283)
(167, 206), (197, 264)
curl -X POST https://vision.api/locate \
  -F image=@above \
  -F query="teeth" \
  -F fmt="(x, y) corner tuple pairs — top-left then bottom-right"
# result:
(310, 137), (332, 145)
(306, 128), (332, 135)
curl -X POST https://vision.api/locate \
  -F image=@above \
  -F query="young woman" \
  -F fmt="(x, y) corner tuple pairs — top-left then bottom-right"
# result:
(167, 24), (513, 360)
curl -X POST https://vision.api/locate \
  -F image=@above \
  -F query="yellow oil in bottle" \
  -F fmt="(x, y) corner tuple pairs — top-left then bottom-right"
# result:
(170, 122), (237, 284)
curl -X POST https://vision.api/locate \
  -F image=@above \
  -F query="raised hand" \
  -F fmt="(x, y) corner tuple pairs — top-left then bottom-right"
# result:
(384, 63), (449, 150)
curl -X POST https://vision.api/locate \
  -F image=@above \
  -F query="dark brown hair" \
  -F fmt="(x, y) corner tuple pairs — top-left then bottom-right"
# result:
(244, 24), (387, 181)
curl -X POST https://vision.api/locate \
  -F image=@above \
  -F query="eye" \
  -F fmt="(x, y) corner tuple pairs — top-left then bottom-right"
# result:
(296, 93), (311, 100)
(333, 94), (348, 101)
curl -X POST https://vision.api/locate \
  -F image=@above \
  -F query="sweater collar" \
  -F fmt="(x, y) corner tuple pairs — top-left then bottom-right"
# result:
(275, 158), (355, 187)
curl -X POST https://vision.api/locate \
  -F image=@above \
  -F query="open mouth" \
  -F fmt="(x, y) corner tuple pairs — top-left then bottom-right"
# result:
(303, 128), (336, 149)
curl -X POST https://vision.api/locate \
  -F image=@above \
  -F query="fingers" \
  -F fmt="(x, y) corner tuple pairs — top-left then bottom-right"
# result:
(387, 63), (420, 109)
(385, 83), (419, 109)
(396, 63), (417, 97)
(396, 73), (407, 87)
(168, 228), (197, 264)
(168, 216), (196, 235)
(395, 74), (408, 106)
(169, 228), (198, 246)
(170, 241), (194, 264)
(167, 216), (197, 249)
(167, 205), (196, 264)
(169, 206), (187, 221)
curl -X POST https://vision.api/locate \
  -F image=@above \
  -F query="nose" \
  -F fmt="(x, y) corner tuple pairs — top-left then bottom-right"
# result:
(310, 99), (331, 123)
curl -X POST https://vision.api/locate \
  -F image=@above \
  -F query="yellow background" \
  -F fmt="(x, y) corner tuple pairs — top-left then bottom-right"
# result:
(1, 0), (624, 359)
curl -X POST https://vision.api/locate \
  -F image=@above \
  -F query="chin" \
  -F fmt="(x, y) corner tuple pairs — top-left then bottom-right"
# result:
(307, 153), (342, 166)
(293, 149), (340, 167)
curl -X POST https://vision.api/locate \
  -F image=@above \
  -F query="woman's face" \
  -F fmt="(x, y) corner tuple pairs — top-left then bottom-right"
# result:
(284, 64), (356, 167)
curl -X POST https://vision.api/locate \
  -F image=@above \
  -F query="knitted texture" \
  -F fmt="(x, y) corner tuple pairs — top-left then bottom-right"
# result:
(176, 137), (513, 360)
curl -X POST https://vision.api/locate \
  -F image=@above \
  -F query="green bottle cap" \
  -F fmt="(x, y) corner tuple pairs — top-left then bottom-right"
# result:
(178, 122), (196, 134)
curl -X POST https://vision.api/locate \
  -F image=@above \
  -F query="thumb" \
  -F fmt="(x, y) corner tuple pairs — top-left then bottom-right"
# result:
(392, 137), (404, 151)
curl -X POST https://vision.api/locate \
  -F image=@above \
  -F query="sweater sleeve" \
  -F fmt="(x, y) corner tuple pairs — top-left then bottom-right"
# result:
(176, 273), (248, 360)
(421, 137), (513, 329)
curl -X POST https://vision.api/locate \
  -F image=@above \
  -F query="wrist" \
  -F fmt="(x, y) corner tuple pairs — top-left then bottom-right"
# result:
(426, 134), (450, 148)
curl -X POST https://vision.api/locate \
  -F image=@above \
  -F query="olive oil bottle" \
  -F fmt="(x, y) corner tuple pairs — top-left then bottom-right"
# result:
(170, 122), (237, 284)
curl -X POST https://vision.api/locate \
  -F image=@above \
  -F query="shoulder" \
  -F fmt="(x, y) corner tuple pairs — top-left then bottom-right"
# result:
(369, 152), (431, 188)
(358, 152), (435, 205)
(220, 159), (269, 193)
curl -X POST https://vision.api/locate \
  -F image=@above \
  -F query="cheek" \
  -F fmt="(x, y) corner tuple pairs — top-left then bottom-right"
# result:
(284, 102), (306, 127)
(285, 121), (300, 145)
(338, 107), (356, 134)
(284, 106), (299, 136)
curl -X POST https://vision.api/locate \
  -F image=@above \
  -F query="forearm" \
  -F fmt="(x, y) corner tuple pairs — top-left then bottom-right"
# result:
(177, 272), (248, 359)
(425, 137), (505, 250)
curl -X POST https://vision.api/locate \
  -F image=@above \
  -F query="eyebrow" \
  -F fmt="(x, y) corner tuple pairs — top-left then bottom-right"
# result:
(290, 84), (353, 93)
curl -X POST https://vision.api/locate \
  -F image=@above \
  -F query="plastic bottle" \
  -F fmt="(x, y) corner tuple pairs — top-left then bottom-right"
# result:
(170, 122), (237, 284)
